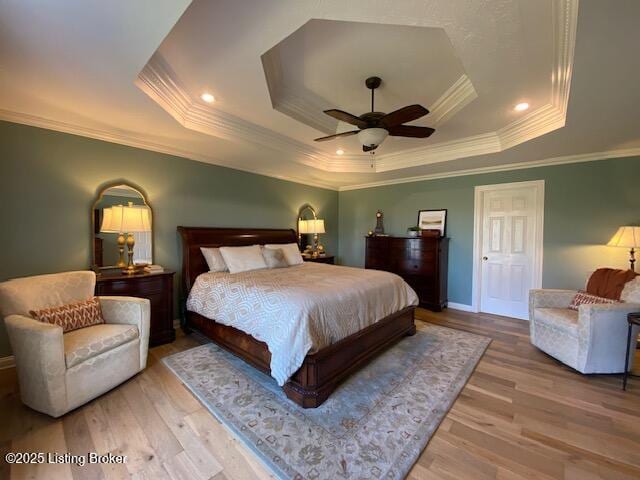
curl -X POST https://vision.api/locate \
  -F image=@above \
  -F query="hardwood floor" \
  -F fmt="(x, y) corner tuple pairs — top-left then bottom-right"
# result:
(1, 308), (639, 479)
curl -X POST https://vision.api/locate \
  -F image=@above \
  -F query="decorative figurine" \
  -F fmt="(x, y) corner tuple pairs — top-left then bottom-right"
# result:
(374, 210), (385, 235)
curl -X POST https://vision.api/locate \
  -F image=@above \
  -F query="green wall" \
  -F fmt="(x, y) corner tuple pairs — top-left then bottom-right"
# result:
(338, 157), (640, 306)
(0, 121), (338, 356)
(1, 119), (638, 357)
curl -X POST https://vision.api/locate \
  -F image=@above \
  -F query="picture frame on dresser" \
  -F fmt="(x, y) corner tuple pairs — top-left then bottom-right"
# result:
(417, 209), (447, 237)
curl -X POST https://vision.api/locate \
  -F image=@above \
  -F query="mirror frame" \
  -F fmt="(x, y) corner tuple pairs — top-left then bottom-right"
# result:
(296, 203), (318, 248)
(91, 181), (154, 270)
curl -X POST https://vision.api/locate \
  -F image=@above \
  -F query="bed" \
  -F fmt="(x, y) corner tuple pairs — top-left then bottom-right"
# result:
(178, 226), (418, 408)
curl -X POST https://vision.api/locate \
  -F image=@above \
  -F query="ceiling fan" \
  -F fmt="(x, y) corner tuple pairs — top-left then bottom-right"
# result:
(314, 76), (435, 153)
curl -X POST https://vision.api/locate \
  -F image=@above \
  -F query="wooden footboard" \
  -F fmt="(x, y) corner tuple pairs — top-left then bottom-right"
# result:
(185, 306), (416, 408)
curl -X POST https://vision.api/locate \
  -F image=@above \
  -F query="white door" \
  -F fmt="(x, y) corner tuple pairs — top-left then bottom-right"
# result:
(477, 182), (543, 320)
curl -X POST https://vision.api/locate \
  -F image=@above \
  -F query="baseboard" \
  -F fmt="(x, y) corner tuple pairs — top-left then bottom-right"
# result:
(447, 302), (475, 313)
(0, 355), (15, 370)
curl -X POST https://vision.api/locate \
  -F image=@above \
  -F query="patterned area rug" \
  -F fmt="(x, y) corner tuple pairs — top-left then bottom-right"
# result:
(163, 323), (490, 480)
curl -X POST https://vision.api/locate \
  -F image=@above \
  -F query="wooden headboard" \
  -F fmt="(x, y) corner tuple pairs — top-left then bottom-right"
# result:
(177, 227), (297, 293)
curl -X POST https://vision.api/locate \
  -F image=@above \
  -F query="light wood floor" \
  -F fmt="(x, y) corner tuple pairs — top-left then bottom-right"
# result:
(1, 309), (639, 480)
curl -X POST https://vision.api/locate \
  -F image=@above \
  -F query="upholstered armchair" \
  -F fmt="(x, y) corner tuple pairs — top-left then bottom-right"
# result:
(0, 271), (150, 417)
(529, 278), (640, 374)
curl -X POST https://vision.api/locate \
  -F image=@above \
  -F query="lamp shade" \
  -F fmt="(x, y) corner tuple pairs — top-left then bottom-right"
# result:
(99, 207), (117, 233)
(308, 219), (325, 234)
(607, 226), (640, 248)
(100, 204), (151, 233)
(298, 219), (309, 234)
(121, 205), (152, 232)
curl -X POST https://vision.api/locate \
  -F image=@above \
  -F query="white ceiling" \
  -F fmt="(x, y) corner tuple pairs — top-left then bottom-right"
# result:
(1, 0), (639, 190)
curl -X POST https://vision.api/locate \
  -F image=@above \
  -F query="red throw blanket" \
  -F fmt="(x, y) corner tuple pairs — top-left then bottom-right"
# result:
(586, 268), (637, 300)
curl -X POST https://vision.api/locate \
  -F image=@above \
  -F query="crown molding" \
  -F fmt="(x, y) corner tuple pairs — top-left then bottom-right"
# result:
(428, 75), (478, 126)
(339, 147), (640, 191)
(375, 132), (501, 172)
(0, 108), (339, 191)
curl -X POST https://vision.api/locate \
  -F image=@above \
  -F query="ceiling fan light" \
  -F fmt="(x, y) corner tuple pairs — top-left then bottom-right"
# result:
(357, 128), (388, 148)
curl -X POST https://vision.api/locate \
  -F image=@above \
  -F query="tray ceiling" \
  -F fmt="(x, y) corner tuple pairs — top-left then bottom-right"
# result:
(1, 0), (640, 190)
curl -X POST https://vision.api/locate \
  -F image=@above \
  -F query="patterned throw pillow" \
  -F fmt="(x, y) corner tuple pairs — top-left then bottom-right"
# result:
(568, 291), (618, 311)
(262, 247), (289, 269)
(30, 297), (105, 333)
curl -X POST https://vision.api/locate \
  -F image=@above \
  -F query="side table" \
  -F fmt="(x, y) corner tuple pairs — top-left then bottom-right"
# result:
(623, 312), (640, 390)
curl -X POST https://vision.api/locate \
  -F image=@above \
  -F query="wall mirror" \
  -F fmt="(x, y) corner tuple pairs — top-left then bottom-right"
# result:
(297, 203), (325, 257)
(91, 183), (153, 270)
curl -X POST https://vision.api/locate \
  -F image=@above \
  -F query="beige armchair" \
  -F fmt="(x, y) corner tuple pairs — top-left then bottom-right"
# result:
(529, 277), (640, 374)
(0, 271), (149, 417)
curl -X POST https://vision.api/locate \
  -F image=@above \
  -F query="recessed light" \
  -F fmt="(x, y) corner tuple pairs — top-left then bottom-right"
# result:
(514, 102), (529, 112)
(336, 148), (344, 155)
(201, 92), (215, 103)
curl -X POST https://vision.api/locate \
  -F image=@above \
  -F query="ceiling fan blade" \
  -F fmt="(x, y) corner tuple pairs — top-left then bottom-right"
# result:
(380, 104), (429, 128)
(363, 144), (378, 152)
(313, 130), (359, 142)
(387, 125), (435, 138)
(323, 109), (368, 128)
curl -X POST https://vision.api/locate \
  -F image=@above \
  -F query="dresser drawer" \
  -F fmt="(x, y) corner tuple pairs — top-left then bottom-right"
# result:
(96, 271), (175, 347)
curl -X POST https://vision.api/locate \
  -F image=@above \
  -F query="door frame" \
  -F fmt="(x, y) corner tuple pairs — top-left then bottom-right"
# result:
(471, 180), (545, 318)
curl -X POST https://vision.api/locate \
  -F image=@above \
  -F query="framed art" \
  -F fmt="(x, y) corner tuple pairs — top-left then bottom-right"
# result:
(417, 209), (447, 237)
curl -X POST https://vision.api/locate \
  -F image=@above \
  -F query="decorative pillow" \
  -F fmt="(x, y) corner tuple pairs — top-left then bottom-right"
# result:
(219, 245), (268, 274)
(264, 243), (304, 266)
(262, 247), (289, 269)
(621, 276), (640, 303)
(200, 247), (228, 272)
(568, 291), (618, 311)
(30, 297), (105, 333)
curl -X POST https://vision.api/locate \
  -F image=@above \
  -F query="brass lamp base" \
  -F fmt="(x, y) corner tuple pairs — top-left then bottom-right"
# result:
(116, 233), (126, 268)
(124, 233), (136, 275)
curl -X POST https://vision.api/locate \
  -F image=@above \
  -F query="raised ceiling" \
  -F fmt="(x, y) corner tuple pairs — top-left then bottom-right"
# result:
(1, 0), (639, 190)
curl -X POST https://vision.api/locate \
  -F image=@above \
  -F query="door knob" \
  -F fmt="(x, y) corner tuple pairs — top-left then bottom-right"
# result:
(482, 256), (488, 261)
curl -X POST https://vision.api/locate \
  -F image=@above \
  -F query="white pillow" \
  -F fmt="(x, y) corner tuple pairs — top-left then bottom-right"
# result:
(621, 276), (640, 303)
(200, 247), (228, 272)
(219, 245), (268, 274)
(264, 243), (304, 266)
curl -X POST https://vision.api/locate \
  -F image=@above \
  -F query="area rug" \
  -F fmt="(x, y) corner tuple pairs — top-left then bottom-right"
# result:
(163, 323), (490, 480)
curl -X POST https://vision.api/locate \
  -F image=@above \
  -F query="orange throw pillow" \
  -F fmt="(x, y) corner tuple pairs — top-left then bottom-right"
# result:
(30, 297), (105, 333)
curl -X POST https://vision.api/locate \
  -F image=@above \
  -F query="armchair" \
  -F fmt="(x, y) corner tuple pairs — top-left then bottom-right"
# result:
(0, 271), (150, 417)
(529, 278), (640, 374)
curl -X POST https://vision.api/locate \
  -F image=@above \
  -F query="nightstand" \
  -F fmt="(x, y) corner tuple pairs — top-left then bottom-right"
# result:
(303, 255), (335, 264)
(95, 270), (175, 347)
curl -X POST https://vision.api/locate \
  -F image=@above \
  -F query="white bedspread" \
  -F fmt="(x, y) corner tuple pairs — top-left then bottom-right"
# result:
(186, 263), (418, 385)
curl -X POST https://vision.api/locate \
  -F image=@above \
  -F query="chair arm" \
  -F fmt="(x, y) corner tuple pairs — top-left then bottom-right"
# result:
(529, 289), (577, 310)
(577, 302), (640, 372)
(98, 296), (150, 370)
(4, 314), (67, 417)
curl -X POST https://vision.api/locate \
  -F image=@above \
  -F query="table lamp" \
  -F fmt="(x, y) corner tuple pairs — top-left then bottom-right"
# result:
(100, 203), (151, 274)
(308, 219), (326, 257)
(607, 226), (640, 271)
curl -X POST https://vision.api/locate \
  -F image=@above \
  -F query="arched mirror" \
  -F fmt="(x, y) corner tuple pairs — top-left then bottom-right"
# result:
(297, 204), (325, 258)
(91, 183), (153, 271)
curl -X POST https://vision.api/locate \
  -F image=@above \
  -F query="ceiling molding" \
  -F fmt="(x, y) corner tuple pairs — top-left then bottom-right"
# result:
(339, 147), (640, 191)
(0, 108), (340, 191)
(428, 75), (478, 126)
(136, 56), (328, 171)
(375, 132), (501, 172)
(137, 1), (578, 175)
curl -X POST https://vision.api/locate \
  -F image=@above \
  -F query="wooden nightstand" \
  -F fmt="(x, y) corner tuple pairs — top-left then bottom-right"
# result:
(95, 270), (176, 347)
(303, 255), (335, 264)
